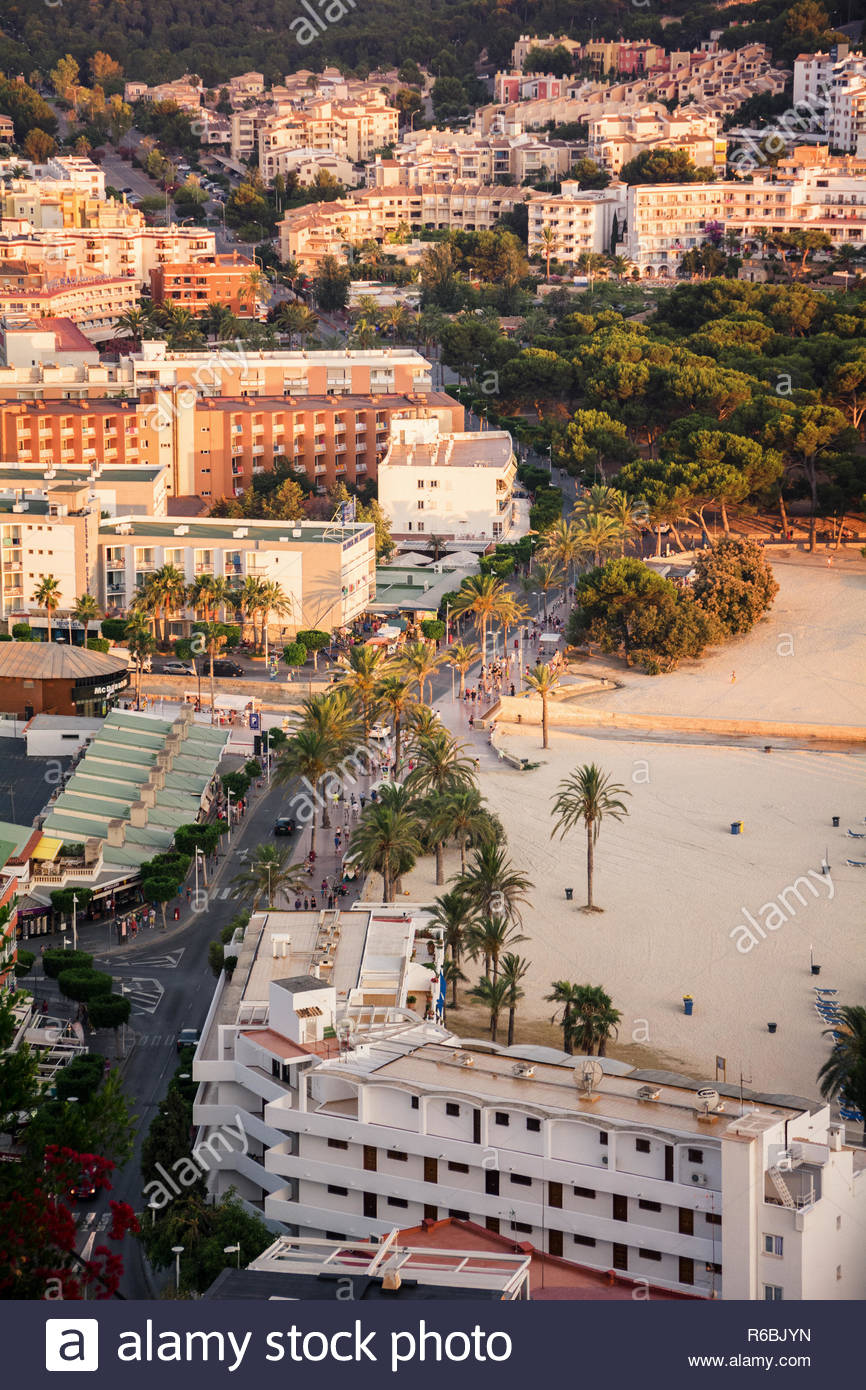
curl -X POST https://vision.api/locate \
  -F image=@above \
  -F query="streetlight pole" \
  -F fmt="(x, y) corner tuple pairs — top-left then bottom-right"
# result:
(224, 1243), (241, 1268)
(172, 1245), (184, 1292)
(72, 893), (78, 952)
(226, 789), (233, 843)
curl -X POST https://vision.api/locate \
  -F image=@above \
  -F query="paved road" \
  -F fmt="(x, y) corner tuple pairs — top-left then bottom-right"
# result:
(39, 771), (299, 1296)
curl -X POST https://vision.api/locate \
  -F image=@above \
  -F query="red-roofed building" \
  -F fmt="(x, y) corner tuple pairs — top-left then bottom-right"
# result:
(397, 1218), (702, 1300)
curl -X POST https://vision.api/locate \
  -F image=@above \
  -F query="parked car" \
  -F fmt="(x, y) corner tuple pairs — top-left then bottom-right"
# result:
(177, 1027), (200, 1053)
(211, 659), (244, 677)
(274, 816), (296, 836)
(161, 660), (194, 675)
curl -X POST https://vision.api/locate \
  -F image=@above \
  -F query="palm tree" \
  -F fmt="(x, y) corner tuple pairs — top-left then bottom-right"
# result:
(455, 842), (532, 928)
(375, 674), (416, 771)
(570, 984), (622, 1056)
(196, 620), (227, 722)
(551, 763), (630, 912)
(500, 953), (530, 1046)
(350, 318), (377, 349)
(440, 958), (466, 1017)
(294, 690), (361, 826)
(231, 843), (307, 909)
(73, 594), (100, 647)
(451, 574), (514, 664)
(470, 975), (510, 1043)
(32, 575), (61, 641)
(539, 223), (556, 282)
(448, 641), (480, 698)
(524, 662), (561, 749)
(382, 303), (411, 341)
(337, 643), (387, 739)
(199, 302), (240, 342)
(604, 489), (645, 556)
(818, 1005), (866, 1143)
(114, 307), (151, 349)
(273, 728), (338, 856)
(546, 980), (584, 1055)
(405, 727), (475, 800)
(465, 915), (526, 982)
(124, 612), (155, 707)
(573, 514), (624, 568)
(239, 575), (266, 648)
(163, 306), (204, 349)
(539, 518), (583, 583)
(349, 800), (422, 901)
(398, 639), (448, 705)
(431, 786), (497, 873)
(523, 558), (564, 622)
(240, 266), (268, 316)
(429, 889), (476, 1003)
(405, 704), (442, 743)
(151, 564), (187, 644)
(258, 580), (293, 663)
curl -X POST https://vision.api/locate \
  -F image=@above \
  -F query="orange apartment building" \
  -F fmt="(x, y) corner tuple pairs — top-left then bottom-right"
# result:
(0, 389), (463, 502)
(150, 253), (265, 318)
(0, 260), (138, 341)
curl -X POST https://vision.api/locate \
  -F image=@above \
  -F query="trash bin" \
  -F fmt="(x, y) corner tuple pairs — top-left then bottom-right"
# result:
(565, 888), (573, 901)
(767, 1022), (777, 1034)
(832, 816), (840, 827)
(811, 964), (821, 976)
(683, 995), (694, 1016)
(730, 821), (743, 835)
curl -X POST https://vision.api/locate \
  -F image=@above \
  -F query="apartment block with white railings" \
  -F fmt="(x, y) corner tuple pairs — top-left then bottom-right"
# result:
(586, 106), (726, 174)
(191, 909), (866, 1301)
(377, 417), (527, 544)
(527, 183), (627, 265)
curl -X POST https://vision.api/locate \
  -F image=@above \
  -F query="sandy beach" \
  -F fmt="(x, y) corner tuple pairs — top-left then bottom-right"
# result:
(383, 553), (866, 1103)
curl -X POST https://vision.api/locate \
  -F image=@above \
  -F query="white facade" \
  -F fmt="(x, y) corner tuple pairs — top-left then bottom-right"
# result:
(528, 183), (627, 264)
(192, 920), (866, 1302)
(378, 418), (524, 542)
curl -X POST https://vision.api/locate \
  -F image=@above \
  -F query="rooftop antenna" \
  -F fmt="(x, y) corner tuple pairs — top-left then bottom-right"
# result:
(738, 1066), (752, 1116)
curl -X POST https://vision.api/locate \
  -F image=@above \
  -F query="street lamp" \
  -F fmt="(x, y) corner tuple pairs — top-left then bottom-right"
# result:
(172, 1245), (184, 1291)
(72, 893), (79, 952)
(224, 1243), (241, 1269)
(225, 789), (233, 843)
(118, 983), (128, 1058)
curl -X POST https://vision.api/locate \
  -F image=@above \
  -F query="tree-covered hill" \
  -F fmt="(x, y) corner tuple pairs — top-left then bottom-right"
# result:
(0, 0), (852, 90)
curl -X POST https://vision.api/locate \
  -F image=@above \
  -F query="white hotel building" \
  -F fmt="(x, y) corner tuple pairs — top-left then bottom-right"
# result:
(193, 907), (866, 1301)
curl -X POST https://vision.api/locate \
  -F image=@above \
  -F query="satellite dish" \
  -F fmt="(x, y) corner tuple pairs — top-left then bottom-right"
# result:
(696, 1087), (720, 1112)
(575, 1059), (604, 1094)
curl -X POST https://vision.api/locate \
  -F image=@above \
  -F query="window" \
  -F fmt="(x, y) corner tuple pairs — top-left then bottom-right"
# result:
(763, 1285), (784, 1301)
(639, 1249), (662, 1262)
(411, 1096), (419, 1109)
(706, 1213), (722, 1226)
(573, 1233), (596, 1247)
(445, 1102), (460, 1117)
(599, 1131), (608, 1146)
(447, 1161), (469, 1174)
(510, 1173), (532, 1187)
(327, 1138), (348, 1150)
(763, 1235), (783, 1257)
(387, 1196), (409, 1208)
(510, 1221), (532, 1234)
(449, 1209), (470, 1221)
(573, 1186), (596, 1200)
(495, 1112), (510, 1127)
(639, 1199), (661, 1213)
(387, 1150), (408, 1162)
(326, 1184), (348, 1196)
(687, 1148), (703, 1164)
(635, 1138), (651, 1154)
(416, 499), (424, 510)
(417, 479), (424, 488)
(526, 1117), (541, 1132)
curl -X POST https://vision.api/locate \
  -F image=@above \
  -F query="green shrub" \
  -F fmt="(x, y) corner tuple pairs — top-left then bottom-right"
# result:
(55, 1053), (105, 1102)
(282, 641), (307, 666)
(57, 968), (114, 1002)
(86, 637), (111, 654)
(14, 950), (35, 977)
(11, 623), (33, 641)
(101, 618), (128, 641)
(42, 948), (94, 979)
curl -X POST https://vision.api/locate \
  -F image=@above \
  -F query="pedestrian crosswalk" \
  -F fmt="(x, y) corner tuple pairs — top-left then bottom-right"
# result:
(77, 1210), (112, 1233)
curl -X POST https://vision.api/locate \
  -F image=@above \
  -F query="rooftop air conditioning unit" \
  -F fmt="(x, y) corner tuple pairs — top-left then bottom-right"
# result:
(455, 1051), (474, 1067)
(233, 527), (248, 538)
(691, 1172), (709, 1186)
(292, 528), (302, 537)
(601, 1155), (608, 1165)
(512, 1063), (535, 1078)
(637, 1086), (661, 1101)
(173, 524), (189, 535)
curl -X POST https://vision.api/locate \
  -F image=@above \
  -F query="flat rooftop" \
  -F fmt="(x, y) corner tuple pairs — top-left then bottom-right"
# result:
(348, 1042), (808, 1138)
(98, 515), (374, 547)
(241, 907), (415, 1006)
(383, 430), (514, 470)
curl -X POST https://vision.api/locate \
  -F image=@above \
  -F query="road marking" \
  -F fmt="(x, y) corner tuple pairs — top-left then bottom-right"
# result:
(99, 950), (185, 970)
(119, 977), (164, 1016)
